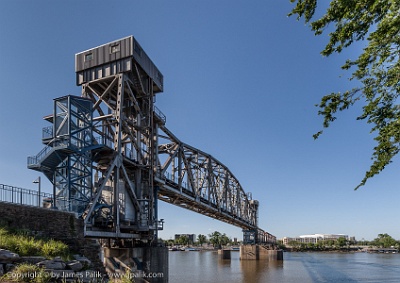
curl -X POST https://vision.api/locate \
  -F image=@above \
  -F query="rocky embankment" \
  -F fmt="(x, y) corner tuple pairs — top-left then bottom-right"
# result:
(0, 249), (104, 282)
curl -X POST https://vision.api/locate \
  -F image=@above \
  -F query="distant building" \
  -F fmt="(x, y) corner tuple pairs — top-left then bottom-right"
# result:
(175, 234), (196, 244)
(282, 233), (350, 246)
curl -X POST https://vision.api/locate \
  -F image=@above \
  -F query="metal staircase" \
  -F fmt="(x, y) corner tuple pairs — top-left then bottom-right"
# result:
(27, 95), (94, 212)
(28, 141), (71, 171)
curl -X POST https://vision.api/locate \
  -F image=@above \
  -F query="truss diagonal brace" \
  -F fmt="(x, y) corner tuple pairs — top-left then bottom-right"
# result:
(84, 155), (118, 225)
(121, 164), (141, 211)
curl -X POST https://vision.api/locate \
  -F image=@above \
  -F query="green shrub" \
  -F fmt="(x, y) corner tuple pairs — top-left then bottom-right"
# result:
(0, 227), (71, 259)
(41, 240), (69, 259)
(0, 227), (8, 236)
(0, 233), (19, 252)
(16, 237), (42, 256)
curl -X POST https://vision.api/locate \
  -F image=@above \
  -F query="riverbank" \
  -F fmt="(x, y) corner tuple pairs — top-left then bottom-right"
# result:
(283, 247), (399, 253)
(167, 245), (240, 252)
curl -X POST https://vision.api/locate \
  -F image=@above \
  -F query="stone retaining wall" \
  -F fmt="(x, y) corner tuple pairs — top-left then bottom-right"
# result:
(0, 202), (104, 272)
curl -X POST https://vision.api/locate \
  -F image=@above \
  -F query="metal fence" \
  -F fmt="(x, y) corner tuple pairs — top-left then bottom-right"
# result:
(0, 184), (53, 207)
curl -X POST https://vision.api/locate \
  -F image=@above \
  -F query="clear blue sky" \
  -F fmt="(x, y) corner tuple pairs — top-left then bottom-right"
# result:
(1, 0), (399, 242)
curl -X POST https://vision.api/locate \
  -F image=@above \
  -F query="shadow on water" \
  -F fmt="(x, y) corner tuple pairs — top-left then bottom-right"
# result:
(299, 253), (360, 283)
(218, 258), (231, 267)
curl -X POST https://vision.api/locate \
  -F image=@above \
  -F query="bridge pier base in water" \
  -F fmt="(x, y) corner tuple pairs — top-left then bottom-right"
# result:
(218, 249), (231, 260)
(239, 245), (283, 261)
(103, 246), (168, 282)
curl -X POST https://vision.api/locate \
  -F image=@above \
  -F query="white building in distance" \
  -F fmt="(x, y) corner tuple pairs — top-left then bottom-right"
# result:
(282, 233), (352, 245)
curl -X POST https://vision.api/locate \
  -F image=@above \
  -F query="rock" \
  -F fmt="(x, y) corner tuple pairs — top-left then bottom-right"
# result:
(76, 270), (103, 283)
(47, 269), (77, 281)
(53, 256), (64, 262)
(5, 263), (15, 273)
(0, 249), (19, 263)
(0, 264), (4, 276)
(72, 254), (92, 268)
(66, 260), (83, 272)
(19, 256), (47, 264)
(37, 259), (66, 270)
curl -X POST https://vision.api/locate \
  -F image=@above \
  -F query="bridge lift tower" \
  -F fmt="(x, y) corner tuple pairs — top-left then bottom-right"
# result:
(28, 36), (165, 244)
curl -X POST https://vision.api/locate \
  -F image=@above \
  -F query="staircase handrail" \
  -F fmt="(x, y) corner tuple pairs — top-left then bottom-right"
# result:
(27, 144), (52, 166)
(27, 137), (71, 166)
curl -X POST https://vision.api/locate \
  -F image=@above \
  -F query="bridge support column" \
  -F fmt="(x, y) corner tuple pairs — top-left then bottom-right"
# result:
(218, 249), (231, 260)
(103, 246), (168, 282)
(258, 245), (283, 261)
(240, 245), (283, 261)
(239, 245), (259, 260)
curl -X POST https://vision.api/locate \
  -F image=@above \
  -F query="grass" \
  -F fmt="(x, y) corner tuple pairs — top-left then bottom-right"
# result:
(0, 263), (51, 283)
(0, 227), (70, 260)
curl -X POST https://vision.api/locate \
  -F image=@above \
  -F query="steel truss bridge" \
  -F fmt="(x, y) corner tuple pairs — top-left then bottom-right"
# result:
(27, 36), (275, 245)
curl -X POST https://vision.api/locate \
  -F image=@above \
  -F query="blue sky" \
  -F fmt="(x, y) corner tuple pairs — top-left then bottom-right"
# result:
(1, 1), (399, 242)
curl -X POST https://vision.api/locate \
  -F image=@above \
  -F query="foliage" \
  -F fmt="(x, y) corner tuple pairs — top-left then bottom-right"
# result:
(176, 235), (189, 246)
(116, 273), (136, 283)
(197, 234), (207, 246)
(289, 0), (400, 189)
(286, 233), (398, 251)
(337, 236), (347, 248)
(371, 233), (397, 248)
(208, 231), (222, 247)
(0, 263), (51, 283)
(41, 239), (69, 259)
(0, 227), (70, 259)
(220, 234), (231, 246)
(208, 231), (231, 248)
(276, 240), (287, 250)
(163, 239), (175, 247)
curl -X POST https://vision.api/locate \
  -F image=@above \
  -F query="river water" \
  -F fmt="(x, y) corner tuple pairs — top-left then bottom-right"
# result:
(168, 250), (400, 282)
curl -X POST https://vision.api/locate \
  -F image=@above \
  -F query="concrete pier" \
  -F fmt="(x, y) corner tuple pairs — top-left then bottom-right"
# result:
(240, 245), (259, 260)
(240, 245), (283, 261)
(104, 246), (168, 282)
(218, 249), (231, 260)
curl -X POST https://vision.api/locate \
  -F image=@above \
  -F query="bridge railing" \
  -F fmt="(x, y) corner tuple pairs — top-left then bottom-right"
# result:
(0, 184), (53, 207)
(163, 171), (188, 189)
(154, 105), (166, 124)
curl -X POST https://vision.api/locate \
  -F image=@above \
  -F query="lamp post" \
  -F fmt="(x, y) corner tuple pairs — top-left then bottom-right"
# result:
(33, 176), (41, 207)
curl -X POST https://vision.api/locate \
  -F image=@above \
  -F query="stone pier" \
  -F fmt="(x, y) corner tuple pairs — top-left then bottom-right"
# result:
(239, 245), (283, 261)
(104, 246), (168, 283)
(218, 249), (231, 260)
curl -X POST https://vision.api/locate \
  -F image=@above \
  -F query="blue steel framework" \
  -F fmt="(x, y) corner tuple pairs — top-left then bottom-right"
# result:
(28, 96), (93, 213)
(27, 36), (275, 245)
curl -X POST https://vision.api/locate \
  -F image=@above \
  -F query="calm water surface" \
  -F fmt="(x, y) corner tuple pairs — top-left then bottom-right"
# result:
(168, 251), (400, 282)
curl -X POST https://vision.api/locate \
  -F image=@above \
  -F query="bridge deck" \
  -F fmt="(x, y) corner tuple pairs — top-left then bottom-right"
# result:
(155, 176), (257, 230)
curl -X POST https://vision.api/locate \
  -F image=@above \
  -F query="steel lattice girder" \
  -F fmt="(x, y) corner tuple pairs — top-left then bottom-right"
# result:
(155, 125), (259, 230)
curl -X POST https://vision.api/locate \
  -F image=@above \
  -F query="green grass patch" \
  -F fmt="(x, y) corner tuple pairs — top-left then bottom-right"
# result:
(0, 263), (51, 283)
(0, 227), (70, 260)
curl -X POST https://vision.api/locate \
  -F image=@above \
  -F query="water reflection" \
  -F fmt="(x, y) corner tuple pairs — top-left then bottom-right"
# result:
(169, 250), (400, 283)
(240, 258), (269, 283)
(217, 258), (231, 267)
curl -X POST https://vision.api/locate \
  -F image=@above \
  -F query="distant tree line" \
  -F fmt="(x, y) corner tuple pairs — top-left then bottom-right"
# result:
(278, 233), (399, 251)
(160, 231), (234, 248)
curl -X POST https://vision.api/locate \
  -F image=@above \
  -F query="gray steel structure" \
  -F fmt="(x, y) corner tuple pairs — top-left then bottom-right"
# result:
(28, 36), (275, 245)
